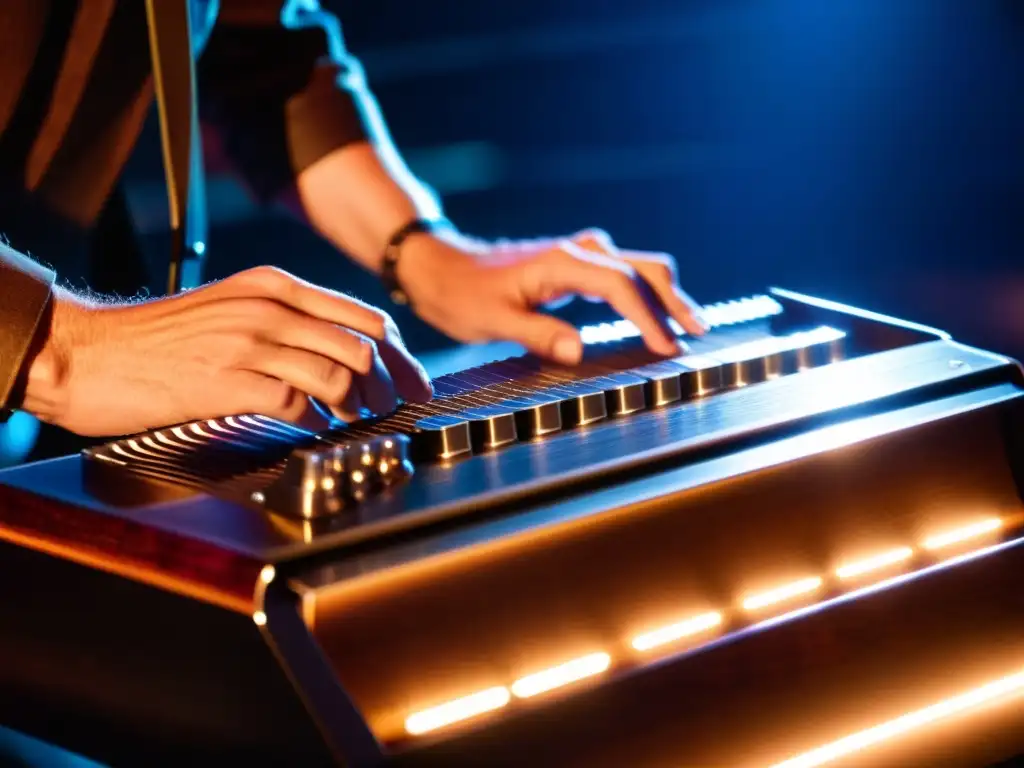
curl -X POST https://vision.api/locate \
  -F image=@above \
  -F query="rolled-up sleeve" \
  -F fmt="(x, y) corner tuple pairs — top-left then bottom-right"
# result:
(0, 244), (56, 416)
(197, 0), (373, 201)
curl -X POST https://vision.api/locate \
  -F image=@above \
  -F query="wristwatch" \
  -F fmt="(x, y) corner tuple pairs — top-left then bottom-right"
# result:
(380, 217), (452, 306)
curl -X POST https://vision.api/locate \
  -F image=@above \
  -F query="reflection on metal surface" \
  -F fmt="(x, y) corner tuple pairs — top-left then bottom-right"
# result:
(631, 611), (723, 652)
(835, 547), (913, 581)
(922, 517), (1003, 552)
(398, 517), (1016, 739)
(511, 652), (612, 699)
(405, 687), (512, 736)
(771, 666), (1024, 768)
(742, 576), (824, 612)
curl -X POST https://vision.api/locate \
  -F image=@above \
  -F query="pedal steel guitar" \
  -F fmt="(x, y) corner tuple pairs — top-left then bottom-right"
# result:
(1, 288), (1023, 767)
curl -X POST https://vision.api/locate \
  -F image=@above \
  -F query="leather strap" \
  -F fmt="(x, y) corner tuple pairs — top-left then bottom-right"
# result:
(0, 246), (56, 419)
(380, 218), (452, 306)
(145, 0), (207, 294)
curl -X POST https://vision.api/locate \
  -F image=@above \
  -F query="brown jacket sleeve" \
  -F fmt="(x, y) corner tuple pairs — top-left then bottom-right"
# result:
(196, 0), (372, 202)
(0, 244), (56, 418)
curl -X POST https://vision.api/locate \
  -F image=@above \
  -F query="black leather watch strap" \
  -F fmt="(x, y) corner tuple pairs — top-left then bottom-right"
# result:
(380, 218), (450, 306)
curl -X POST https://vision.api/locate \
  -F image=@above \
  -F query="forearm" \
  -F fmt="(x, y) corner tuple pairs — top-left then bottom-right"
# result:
(293, 106), (445, 274)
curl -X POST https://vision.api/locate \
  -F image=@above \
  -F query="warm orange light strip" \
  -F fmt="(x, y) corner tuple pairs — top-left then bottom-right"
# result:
(770, 666), (1024, 767)
(835, 547), (913, 580)
(405, 687), (512, 736)
(631, 611), (723, 652)
(742, 576), (823, 611)
(922, 517), (1003, 551)
(511, 652), (612, 698)
(402, 516), (1013, 738)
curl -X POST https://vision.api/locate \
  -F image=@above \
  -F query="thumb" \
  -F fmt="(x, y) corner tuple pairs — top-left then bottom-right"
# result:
(498, 309), (584, 365)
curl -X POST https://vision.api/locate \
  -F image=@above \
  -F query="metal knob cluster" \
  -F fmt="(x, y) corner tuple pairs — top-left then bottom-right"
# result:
(257, 433), (413, 520)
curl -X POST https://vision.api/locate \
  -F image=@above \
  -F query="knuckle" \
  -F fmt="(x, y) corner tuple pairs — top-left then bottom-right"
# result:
(263, 383), (305, 420)
(232, 298), (282, 333)
(322, 365), (353, 403)
(241, 265), (294, 296)
(225, 331), (260, 364)
(653, 252), (677, 271)
(578, 227), (612, 246)
(363, 306), (390, 340)
(609, 266), (637, 294)
(545, 245), (576, 267)
(353, 337), (377, 374)
(649, 259), (675, 282)
(381, 311), (401, 339)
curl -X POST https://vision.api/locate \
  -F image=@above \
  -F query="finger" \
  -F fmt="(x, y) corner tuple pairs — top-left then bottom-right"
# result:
(229, 372), (321, 426)
(377, 327), (434, 404)
(624, 254), (708, 336)
(562, 230), (615, 304)
(256, 291), (431, 405)
(571, 228), (616, 255)
(329, 384), (367, 424)
(523, 243), (681, 356)
(484, 308), (584, 365)
(250, 302), (379, 376)
(246, 344), (358, 408)
(291, 397), (334, 432)
(570, 232), (708, 337)
(258, 303), (427, 408)
(274, 313), (429, 407)
(238, 266), (398, 342)
(352, 337), (399, 416)
(205, 265), (403, 346)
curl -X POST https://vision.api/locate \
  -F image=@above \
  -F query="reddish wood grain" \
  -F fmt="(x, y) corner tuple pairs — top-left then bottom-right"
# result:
(0, 483), (263, 614)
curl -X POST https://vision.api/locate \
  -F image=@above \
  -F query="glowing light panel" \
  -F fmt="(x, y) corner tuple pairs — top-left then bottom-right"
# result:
(405, 687), (511, 735)
(922, 518), (1003, 551)
(771, 667), (1024, 768)
(742, 577), (824, 612)
(511, 653), (612, 698)
(835, 547), (913, 580)
(631, 611), (723, 652)
(397, 516), (1014, 741)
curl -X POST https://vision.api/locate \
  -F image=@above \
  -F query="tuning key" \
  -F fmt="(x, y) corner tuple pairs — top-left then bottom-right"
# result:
(485, 361), (608, 428)
(465, 406), (519, 452)
(345, 441), (378, 502)
(599, 371), (649, 417)
(794, 326), (846, 370)
(443, 368), (566, 440)
(674, 355), (724, 398)
(621, 362), (684, 407)
(413, 414), (474, 462)
(708, 339), (776, 388)
(260, 447), (344, 520)
(375, 434), (414, 484)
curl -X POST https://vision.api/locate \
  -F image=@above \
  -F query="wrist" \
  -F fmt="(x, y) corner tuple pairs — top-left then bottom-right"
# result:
(393, 232), (479, 303)
(379, 217), (467, 302)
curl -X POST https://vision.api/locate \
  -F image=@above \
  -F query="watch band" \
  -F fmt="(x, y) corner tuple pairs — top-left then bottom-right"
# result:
(380, 217), (450, 306)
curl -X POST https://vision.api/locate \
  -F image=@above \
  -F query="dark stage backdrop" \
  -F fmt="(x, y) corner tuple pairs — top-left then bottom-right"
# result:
(121, 0), (1022, 357)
